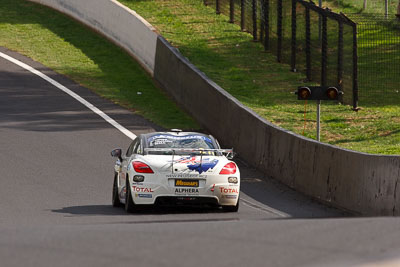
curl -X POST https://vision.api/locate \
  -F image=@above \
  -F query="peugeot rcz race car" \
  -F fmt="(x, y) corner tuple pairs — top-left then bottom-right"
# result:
(110, 130), (240, 213)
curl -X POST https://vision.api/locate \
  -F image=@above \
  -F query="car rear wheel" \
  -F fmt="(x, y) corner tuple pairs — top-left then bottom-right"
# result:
(125, 177), (137, 213)
(222, 199), (239, 212)
(112, 173), (122, 207)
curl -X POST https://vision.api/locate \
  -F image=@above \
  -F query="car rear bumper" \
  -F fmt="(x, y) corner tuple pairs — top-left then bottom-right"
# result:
(154, 196), (219, 207)
(127, 182), (240, 206)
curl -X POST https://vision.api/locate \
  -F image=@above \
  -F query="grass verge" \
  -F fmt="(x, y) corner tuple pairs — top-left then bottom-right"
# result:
(324, 0), (399, 14)
(0, 0), (199, 130)
(118, 0), (400, 155)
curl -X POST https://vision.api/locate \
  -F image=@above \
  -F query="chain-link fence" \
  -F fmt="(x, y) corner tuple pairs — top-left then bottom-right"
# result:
(292, 1), (357, 106)
(204, 0), (358, 107)
(339, 0), (399, 15)
(205, 0), (259, 38)
(348, 14), (400, 105)
(204, 0), (400, 107)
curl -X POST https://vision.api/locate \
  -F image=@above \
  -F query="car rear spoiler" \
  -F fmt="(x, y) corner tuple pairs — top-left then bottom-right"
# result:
(143, 148), (235, 174)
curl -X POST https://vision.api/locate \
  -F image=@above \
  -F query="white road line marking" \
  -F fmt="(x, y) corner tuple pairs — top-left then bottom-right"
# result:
(241, 198), (289, 218)
(0, 52), (137, 140)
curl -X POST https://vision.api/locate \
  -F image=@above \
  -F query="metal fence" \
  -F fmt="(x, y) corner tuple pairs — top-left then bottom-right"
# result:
(204, 0), (359, 108)
(204, 0), (400, 107)
(291, 1), (357, 107)
(349, 14), (400, 105)
(339, 0), (399, 16)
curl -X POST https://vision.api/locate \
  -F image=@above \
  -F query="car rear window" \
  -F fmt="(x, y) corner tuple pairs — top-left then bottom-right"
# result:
(147, 134), (215, 150)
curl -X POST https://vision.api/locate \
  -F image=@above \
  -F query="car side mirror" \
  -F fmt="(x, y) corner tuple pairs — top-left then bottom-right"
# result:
(111, 148), (122, 161)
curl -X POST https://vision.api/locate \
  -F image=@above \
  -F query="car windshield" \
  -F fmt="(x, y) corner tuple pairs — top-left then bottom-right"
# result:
(146, 134), (216, 155)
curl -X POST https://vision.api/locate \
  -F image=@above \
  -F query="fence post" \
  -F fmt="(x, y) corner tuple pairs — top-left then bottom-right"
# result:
(253, 0), (258, 40)
(352, 24), (359, 109)
(321, 13), (327, 86)
(260, 1), (265, 43)
(385, 0), (388, 18)
(264, 0), (269, 50)
(291, 0), (297, 72)
(397, 1), (400, 20)
(305, 7), (311, 81)
(277, 0), (283, 62)
(230, 0), (235, 23)
(216, 0), (221, 14)
(241, 0), (245, 30)
(337, 21), (344, 102)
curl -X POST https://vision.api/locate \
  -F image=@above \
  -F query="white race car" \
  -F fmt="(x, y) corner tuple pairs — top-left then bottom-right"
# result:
(111, 130), (240, 213)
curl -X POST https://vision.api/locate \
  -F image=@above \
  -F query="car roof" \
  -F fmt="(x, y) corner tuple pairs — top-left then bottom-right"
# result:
(142, 131), (212, 139)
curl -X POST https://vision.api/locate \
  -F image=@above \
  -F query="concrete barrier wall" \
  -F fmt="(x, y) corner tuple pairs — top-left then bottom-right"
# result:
(28, 0), (400, 215)
(28, 0), (158, 74)
(153, 36), (400, 216)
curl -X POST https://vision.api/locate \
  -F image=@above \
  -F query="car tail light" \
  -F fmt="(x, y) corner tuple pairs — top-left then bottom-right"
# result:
(132, 161), (154, 173)
(219, 162), (237, 174)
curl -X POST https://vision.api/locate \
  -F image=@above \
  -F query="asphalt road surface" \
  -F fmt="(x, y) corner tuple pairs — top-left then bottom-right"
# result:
(1, 47), (400, 267)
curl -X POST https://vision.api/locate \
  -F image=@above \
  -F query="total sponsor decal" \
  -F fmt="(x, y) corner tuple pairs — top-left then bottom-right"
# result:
(210, 184), (216, 192)
(219, 187), (239, 194)
(175, 188), (199, 195)
(132, 186), (154, 193)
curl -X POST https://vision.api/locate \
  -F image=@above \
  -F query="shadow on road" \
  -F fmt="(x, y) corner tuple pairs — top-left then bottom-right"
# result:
(52, 204), (230, 216)
(52, 205), (127, 216)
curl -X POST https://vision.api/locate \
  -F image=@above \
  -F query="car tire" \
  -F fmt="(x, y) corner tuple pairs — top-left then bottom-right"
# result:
(112, 173), (122, 207)
(125, 177), (136, 213)
(222, 199), (239, 212)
